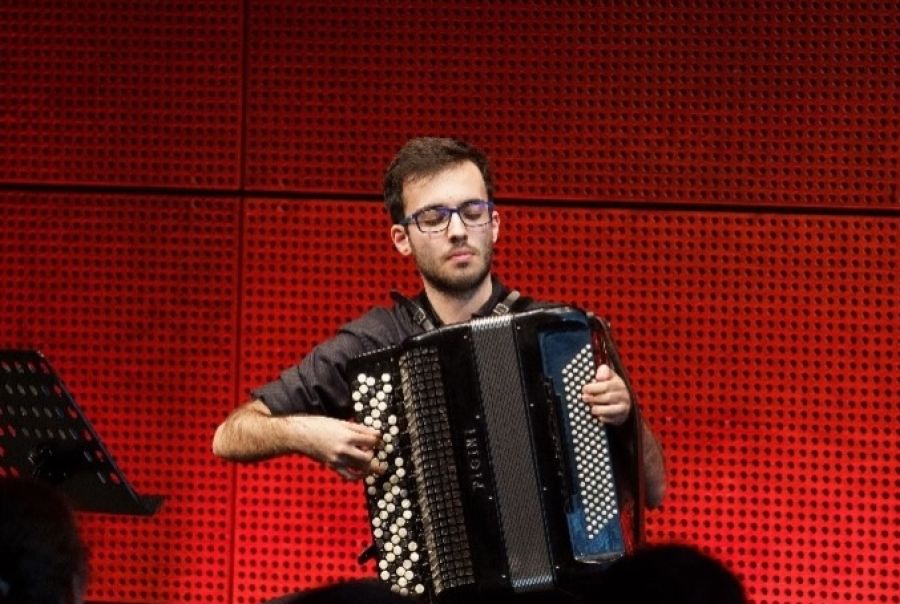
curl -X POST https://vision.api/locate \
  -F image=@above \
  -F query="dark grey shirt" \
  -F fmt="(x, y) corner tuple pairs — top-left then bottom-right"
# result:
(252, 277), (531, 418)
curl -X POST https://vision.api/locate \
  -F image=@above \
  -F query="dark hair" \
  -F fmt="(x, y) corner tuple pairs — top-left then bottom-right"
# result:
(0, 477), (88, 604)
(597, 544), (747, 604)
(382, 137), (495, 224)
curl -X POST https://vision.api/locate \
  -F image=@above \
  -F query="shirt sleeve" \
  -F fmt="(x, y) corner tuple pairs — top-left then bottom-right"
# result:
(251, 306), (408, 418)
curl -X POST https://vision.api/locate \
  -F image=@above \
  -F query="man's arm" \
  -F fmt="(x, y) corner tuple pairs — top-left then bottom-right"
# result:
(212, 400), (384, 480)
(211, 307), (412, 477)
(638, 419), (666, 508)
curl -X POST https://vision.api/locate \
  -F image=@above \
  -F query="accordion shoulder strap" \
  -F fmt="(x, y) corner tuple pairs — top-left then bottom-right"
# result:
(492, 289), (521, 316)
(390, 290), (436, 332)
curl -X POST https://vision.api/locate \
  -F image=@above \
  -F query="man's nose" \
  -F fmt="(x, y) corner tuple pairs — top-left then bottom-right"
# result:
(446, 211), (468, 239)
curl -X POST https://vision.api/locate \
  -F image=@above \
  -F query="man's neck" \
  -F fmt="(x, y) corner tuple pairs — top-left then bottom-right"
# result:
(423, 276), (494, 325)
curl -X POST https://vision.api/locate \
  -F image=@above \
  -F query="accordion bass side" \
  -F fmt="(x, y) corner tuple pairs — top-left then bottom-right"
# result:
(349, 306), (632, 601)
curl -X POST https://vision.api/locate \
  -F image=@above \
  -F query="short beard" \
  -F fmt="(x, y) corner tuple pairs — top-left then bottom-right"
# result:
(418, 247), (493, 296)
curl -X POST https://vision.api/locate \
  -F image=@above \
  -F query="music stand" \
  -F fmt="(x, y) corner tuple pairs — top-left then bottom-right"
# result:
(0, 349), (163, 515)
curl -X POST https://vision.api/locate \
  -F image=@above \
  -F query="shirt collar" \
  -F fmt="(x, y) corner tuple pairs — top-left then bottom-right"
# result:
(415, 275), (509, 328)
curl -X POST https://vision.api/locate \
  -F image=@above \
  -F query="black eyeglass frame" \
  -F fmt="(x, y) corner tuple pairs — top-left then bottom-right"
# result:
(398, 199), (496, 233)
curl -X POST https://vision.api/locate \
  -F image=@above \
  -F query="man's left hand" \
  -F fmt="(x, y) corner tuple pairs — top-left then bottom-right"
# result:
(582, 363), (631, 426)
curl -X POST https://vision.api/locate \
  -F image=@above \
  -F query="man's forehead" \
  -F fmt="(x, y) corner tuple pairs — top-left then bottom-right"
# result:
(402, 160), (477, 186)
(402, 161), (486, 206)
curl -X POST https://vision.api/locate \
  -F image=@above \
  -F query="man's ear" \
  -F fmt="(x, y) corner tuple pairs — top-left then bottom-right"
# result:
(391, 224), (412, 256)
(491, 209), (500, 244)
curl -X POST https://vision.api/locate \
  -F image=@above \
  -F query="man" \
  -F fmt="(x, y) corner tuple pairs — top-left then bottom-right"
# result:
(213, 136), (665, 502)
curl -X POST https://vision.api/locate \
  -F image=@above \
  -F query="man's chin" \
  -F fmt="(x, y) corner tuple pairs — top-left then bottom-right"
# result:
(424, 267), (491, 296)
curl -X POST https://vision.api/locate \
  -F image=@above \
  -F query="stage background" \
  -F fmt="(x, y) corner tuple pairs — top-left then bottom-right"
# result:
(1, 2), (897, 603)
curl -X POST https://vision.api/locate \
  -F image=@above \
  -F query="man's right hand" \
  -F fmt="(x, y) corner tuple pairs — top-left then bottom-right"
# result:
(212, 400), (386, 480)
(293, 415), (385, 480)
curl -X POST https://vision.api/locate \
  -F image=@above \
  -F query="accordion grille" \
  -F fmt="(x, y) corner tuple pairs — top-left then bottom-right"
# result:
(399, 346), (474, 594)
(471, 316), (554, 591)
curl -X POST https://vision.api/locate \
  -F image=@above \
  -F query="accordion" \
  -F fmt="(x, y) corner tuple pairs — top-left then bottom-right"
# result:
(348, 306), (634, 601)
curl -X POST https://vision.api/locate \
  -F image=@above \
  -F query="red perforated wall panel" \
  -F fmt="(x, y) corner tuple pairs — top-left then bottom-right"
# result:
(0, 2), (898, 603)
(237, 200), (898, 603)
(0, 193), (240, 602)
(0, 1), (242, 188)
(246, 1), (899, 210)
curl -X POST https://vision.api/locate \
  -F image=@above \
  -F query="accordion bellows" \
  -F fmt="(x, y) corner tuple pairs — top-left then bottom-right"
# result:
(349, 307), (626, 601)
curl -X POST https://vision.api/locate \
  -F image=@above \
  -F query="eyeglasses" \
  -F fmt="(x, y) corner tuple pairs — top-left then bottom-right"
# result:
(399, 199), (495, 234)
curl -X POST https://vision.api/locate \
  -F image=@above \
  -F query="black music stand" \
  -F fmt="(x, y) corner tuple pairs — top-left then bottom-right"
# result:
(0, 349), (163, 515)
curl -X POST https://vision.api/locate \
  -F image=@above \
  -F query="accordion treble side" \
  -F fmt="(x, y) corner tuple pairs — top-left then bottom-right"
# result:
(349, 306), (630, 601)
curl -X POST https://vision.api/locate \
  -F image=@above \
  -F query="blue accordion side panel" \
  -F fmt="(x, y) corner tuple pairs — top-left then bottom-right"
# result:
(538, 312), (625, 562)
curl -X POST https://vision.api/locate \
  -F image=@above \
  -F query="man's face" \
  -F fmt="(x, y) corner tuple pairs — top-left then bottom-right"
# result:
(390, 161), (499, 295)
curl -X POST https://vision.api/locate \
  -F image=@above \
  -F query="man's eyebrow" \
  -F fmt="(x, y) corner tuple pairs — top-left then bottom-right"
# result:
(419, 198), (482, 211)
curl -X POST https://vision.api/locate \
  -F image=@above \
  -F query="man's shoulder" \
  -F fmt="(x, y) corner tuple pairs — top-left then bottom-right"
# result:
(337, 301), (419, 343)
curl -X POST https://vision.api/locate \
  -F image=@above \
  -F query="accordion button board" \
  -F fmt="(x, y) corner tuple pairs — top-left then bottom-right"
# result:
(351, 351), (430, 597)
(564, 346), (619, 535)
